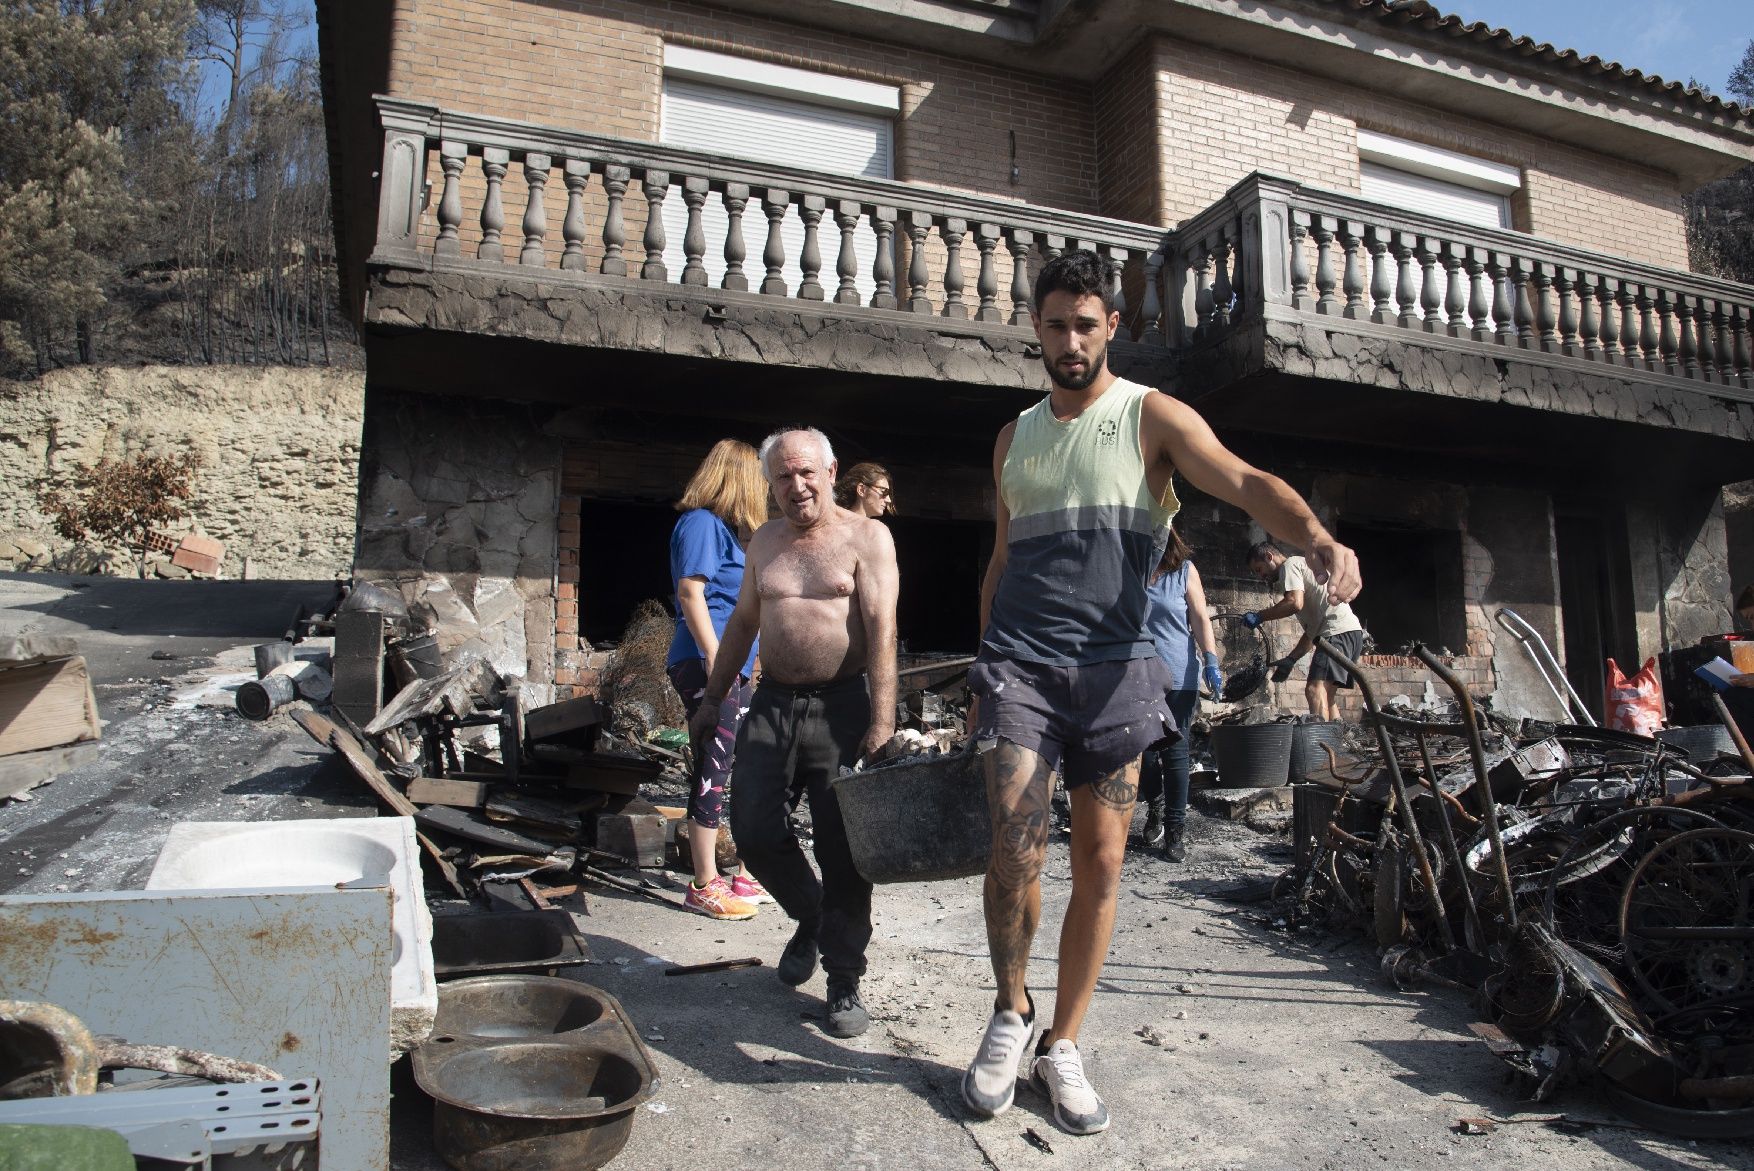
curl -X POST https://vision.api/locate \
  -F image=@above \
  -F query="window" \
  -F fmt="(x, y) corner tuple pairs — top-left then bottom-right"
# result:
(659, 47), (898, 299)
(1357, 129), (1519, 230)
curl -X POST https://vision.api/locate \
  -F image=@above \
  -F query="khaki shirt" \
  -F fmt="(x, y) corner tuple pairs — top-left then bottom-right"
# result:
(1277, 556), (1363, 639)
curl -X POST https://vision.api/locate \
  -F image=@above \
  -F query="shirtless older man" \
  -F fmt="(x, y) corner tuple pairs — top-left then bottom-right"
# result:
(691, 426), (900, 1038)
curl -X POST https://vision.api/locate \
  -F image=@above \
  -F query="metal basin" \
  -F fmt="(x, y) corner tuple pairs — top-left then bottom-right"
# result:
(413, 979), (658, 1171)
(431, 910), (592, 981)
(430, 975), (606, 1039)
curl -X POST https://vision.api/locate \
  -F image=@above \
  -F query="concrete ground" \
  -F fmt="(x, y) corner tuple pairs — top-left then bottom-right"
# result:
(3, 572), (1750, 1170)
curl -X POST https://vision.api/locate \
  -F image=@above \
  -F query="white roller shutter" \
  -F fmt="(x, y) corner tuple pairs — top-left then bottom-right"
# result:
(660, 77), (893, 300)
(1360, 161), (1511, 230)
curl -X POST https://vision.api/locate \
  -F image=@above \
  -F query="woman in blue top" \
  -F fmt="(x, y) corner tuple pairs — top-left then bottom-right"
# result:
(1139, 528), (1223, 862)
(666, 439), (771, 919)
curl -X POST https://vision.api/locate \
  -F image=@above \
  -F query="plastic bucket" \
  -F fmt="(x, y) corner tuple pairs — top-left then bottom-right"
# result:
(1290, 721), (1347, 782)
(1210, 723), (1294, 788)
(832, 751), (990, 883)
(390, 631), (444, 684)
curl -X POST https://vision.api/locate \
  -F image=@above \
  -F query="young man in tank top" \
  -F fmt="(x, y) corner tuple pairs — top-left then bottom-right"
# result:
(961, 250), (1362, 1135)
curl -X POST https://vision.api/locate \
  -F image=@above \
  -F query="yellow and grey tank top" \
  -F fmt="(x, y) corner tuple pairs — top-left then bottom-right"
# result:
(984, 378), (1179, 666)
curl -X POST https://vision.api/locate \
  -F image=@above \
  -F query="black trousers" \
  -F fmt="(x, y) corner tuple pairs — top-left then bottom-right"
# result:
(729, 675), (874, 981)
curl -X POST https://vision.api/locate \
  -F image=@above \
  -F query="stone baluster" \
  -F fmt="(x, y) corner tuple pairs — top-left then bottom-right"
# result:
(974, 223), (1002, 323)
(434, 141), (466, 258)
(676, 177), (709, 286)
(1637, 285), (1659, 370)
(1657, 290), (1679, 375)
(1166, 248), (1189, 345)
(1555, 268), (1579, 356)
(1393, 232), (1419, 329)
(478, 147), (509, 262)
(1715, 302), (1735, 384)
(760, 189), (790, 296)
(871, 207), (899, 311)
(600, 165), (630, 277)
(640, 171), (670, 281)
(1340, 221), (1366, 320)
(1366, 226), (1394, 325)
(721, 183), (750, 291)
(520, 153), (551, 266)
(1193, 243), (1215, 336)
(1599, 278), (1620, 361)
(1491, 252), (1515, 345)
(903, 210), (933, 314)
(1531, 262), (1558, 352)
(1465, 247), (1491, 342)
(1619, 282), (1641, 368)
(1211, 230), (1234, 328)
(1442, 242), (1467, 338)
(560, 159), (590, 272)
(1105, 245), (1131, 341)
(1732, 304), (1752, 387)
(833, 201), (862, 307)
(1288, 213), (1312, 311)
(1698, 297), (1721, 381)
(797, 195), (826, 301)
(1418, 237), (1443, 332)
(1677, 293), (1699, 379)
(1314, 217), (1340, 315)
(1005, 229), (1032, 326)
(1140, 247), (1165, 344)
(941, 218), (968, 319)
(1512, 259), (1536, 348)
(1041, 234), (1066, 264)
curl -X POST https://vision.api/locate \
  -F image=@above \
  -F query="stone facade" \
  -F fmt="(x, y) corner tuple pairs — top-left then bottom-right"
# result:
(0, 366), (363, 579)
(354, 389), (561, 698)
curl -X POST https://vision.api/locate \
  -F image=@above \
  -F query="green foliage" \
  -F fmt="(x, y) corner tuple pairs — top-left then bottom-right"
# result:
(36, 449), (201, 576)
(1684, 39), (1754, 283)
(1729, 39), (1754, 106)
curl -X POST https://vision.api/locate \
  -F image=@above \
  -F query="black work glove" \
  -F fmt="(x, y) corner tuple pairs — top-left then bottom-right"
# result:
(1269, 657), (1296, 684)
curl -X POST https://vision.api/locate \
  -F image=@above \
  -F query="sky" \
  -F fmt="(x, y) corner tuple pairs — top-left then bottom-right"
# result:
(1436, 1), (1751, 97)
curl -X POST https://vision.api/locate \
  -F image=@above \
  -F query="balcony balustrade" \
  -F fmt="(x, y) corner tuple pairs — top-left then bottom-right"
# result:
(368, 99), (1754, 403)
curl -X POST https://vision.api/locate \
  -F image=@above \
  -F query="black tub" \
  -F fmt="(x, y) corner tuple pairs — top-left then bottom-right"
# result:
(1210, 723), (1294, 788)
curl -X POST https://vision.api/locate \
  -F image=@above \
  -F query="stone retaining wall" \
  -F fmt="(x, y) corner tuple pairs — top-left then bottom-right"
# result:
(0, 365), (364, 579)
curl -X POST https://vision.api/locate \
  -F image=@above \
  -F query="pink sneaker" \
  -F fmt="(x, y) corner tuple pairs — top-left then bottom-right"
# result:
(683, 876), (757, 920)
(729, 872), (775, 904)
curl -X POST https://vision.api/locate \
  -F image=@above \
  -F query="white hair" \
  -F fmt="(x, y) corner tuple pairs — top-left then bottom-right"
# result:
(758, 427), (835, 475)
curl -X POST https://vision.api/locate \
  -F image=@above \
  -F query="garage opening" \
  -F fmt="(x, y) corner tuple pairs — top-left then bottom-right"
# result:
(1335, 520), (1466, 653)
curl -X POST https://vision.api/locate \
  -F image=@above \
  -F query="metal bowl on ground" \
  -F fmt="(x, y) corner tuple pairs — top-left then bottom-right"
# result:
(832, 749), (990, 883)
(431, 910), (592, 981)
(413, 977), (658, 1171)
(1209, 723), (1294, 788)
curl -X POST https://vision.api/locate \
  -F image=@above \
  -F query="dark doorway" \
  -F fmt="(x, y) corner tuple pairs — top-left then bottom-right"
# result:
(1334, 521), (1465, 654)
(891, 516), (987, 655)
(1553, 504), (1638, 724)
(577, 498), (676, 646)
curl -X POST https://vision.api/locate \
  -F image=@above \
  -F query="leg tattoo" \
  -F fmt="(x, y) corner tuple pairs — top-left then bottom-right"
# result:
(983, 741), (1052, 1006)
(1088, 762), (1138, 812)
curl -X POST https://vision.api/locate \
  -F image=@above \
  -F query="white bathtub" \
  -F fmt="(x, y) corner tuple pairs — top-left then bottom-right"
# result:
(146, 817), (436, 1054)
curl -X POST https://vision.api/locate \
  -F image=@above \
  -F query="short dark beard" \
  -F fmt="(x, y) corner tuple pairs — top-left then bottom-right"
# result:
(1045, 355), (1101, 391)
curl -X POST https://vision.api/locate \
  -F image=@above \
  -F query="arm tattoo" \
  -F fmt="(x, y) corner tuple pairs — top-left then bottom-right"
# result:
(1088, 764), (1138, 812)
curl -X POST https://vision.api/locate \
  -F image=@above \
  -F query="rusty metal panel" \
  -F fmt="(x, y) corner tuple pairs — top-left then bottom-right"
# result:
(0, 887), (392, 1171)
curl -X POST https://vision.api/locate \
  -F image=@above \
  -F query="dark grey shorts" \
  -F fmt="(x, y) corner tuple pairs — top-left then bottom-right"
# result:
(1310, 630), (1366, 688)
(967, 651), (1179, 787)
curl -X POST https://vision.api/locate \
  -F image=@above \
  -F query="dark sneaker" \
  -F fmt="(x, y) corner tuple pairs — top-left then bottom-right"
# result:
(1163, 826), (1187, 864)
(825, 978), (868, 1038)
(961, 994), (1035, 1117)
(778, 921), (820, 986)
(1141, 804), (1165, 848)
(1031, 1038), (1110, 1135)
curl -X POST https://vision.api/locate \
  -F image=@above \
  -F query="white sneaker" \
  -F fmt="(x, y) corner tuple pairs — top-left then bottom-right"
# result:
(960, 1004), (1034, 1117)
(1031, 1039), (1110, 1135)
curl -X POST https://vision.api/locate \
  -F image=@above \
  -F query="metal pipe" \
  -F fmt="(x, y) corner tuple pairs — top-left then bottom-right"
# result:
(1413, 644), (1518, 932)
(1494, 607), (1595, 726)
(1315, 637), (1454, 950)
(1416, 724), (1485, 950)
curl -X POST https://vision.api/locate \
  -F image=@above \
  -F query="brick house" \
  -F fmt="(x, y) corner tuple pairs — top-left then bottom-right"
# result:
(316, 0), (1754, 720)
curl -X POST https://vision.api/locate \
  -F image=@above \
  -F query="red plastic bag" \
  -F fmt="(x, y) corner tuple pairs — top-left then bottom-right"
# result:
(1604, 657), (1665, 736)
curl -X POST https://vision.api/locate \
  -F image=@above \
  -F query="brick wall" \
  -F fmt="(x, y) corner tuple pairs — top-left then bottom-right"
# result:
(1141, 35), (1690, 269)
(392, 0), (1098, 214)
(1094, 38), (1162, 226)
